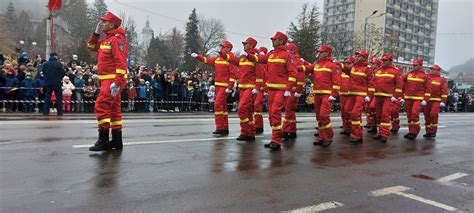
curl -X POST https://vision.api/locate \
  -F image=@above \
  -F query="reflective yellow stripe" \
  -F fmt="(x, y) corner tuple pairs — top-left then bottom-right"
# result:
(254, 112), (262, 116)
(351, 71), (367, 77)
(98, 118), (111, 125)
(215, 60), (229, 65)
(431, 81), (440, 85)
(288, 77), (296, 82)
(407, 77), (424, 82)
(110, 120), (122, 126)
(339, 92), (350, 95)
(351, 120), (361, 125)
(341, 73), (349, 78)
(424, 93), (431, 96)
(441, 95), (447, 98)
(314, 67), (332, 72)
(240, 118), (249, 123)
(116, 69), (126, 74)
(272, 125), (282, 130)
(100, 44), (111, 49)
(215, 82), (228, 87)
(238, 84), (255, 88)
(313, 90), (332, 94)
(214, 111), (225, 115)
(266, 83), (286, 88)
(203, 57), (208, 63)
(380, 122), (391, 127)
(409, 121), (420, 125)
(283, 119), (296, 123)
(375, 73), (394, 78)
(239, 61), (255, 66)
(226, 54), (230, 60)
(229, 78), (236, 82)
(322, 123), (332, 129)
(368, 88), (375, 92)
(333, 85), (340, 90)
(395, 88), (403, 93)
(252, 55), (259, 62)
(349, 91), (367, 96)
(374, 92), (393, 97)
(430, 98), (441, 101)
(268, 58), (286, 63)
(87, 43), (95, 48)
(297, 82), (305, 86)
(256, 78), (263, 83)
(431, 124), (438, 127)
(98, 74), (116, 80)
(392, 118), (400, 121)
(301, 65), (306, 72)
(404, 96), (424, 100)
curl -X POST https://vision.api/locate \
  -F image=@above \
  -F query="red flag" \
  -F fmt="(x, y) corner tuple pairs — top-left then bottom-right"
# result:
(48, 0), (62, 11)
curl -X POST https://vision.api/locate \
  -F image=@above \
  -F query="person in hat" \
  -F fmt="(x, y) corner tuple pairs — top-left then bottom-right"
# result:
(339, 57), (355, 137)
(401, 58), (431, 140)
(191, 41), (237, 137)
(42, 52), (66, 116)
(247, 31), (297, 151)
(253, 46), (268, 135)
(87, 11), (128, 151)
(298, 44), (340, 147)
(390, 65), (405, 133)
(371, 53), (403, 143)
(423, 64), (448, 138)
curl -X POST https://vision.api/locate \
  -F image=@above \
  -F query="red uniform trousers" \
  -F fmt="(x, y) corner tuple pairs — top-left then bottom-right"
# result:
(346, 95), (365, 140)
(391, 101), (401, 130)
(423, 101), (440, 134)
(238, 88), (255, 136)
(340, 95), (351, 132)
(95, 79), (125, 131)
(283, 93), (298, 133)
(367, 98), (377, 128)
(254, 91), (265, 130)
(314, 94), (333, 142)
(268, 90), (286, 144)
(405, 100), (422, 135)
(375, 97), (393, 138)
(214, 86), (229, 131)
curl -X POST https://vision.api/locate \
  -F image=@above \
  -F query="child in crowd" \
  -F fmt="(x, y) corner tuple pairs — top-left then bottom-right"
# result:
(62, 76), (75, 112)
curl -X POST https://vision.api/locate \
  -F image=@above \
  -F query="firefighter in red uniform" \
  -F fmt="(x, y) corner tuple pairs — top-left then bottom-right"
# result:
(339, 57), (355, 135)
(282, 43), (306, 139)
(227, 37), (258, 141)
(253, 47), (268, 135)
(298, 44), (339, 147)
(390, 66), (404, 133)
(372, 53), (403, 143)
(87, 12), (128, 151)
(402, 58), (431, 140)
(191, 41), (236, 136)
(366, 58), (381, 132)
(247, 32), (297, 151)
(423, 64), (448, 138)
(345, 50), (373, 144)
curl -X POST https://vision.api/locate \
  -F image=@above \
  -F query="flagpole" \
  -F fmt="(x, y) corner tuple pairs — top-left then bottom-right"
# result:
(46, 11), (51, 60)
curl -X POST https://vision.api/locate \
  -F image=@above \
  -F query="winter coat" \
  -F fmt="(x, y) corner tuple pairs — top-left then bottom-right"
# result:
(62, 82), (76, 96)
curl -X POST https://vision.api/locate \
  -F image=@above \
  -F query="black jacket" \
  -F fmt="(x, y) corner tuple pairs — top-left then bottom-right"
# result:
(42, 58), (66, 87)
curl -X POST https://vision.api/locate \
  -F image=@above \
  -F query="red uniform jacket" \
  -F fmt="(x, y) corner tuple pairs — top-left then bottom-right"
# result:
(348, 62), (373, 96)
(339, 65), (351, 96)
(292, 54), (307, 94)
(428, 73), (448, 103)
(299, 57), (339, 97)
(255, 63), (267, 91)
(373, 65), (403, 98)
(197, 51), (236, 89)
(228, 49), (258, 89)
(248, 46), (297, 91)
(87, 28), (128, 87)
(402, 69), (431, 101)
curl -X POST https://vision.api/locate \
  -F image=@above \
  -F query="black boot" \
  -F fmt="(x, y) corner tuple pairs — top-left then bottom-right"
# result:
(350, 138), (363, 144)
(321, 141), (332, 147)
(340, 130), (351, 135)
(89, 129), (111, 151)
(110, 130), (123, 150)
(255, 128), (264, 134)
(367, 128), (377, 134)
(282, 132), (290, 139)
(373, 135), (382, 140)
(380, 137), (388, 143)
(264, 142), (272, 148)
(288, 132), (297, 138)
(268, 142), (281, 151)
(236, 135), (255, 141)
(313, 140), (324, 146)
(390, 128), (399, 133)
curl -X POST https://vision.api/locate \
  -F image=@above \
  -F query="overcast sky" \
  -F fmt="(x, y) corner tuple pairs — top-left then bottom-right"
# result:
(99, 0), (472, 69)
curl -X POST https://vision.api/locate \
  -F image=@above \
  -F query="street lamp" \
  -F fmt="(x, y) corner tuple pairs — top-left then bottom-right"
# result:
(364, 10), (386, 50)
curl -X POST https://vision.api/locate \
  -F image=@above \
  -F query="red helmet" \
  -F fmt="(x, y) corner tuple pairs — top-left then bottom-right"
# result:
(381, 53), (393, 61)
(317, 44), (332, 53)
(371, 58), (382, 65)
(242, 37), (257, 48)
(287, 43), (298, 53)
(412, 58), (423, 66)
(355, 49), (368, 58)
(258, 47), (268, 54)
(100, 11), (122, 27)
(344, 57), (356, 63)
(270, 31), (288, 42)
(431, 64), (442, 70)
(220, 40), (233, 51)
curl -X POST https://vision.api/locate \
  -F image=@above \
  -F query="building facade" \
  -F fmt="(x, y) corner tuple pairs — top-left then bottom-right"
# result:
(322, 0), (439, 67)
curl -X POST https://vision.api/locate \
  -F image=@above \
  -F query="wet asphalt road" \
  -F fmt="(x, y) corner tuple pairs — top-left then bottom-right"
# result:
(0, 112), (473, 212)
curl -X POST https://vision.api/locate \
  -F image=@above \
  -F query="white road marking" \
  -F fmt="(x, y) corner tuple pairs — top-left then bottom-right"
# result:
(437, 172), (469, 183)
(283, 201), (344, 213)
(369, 186), (457, 211)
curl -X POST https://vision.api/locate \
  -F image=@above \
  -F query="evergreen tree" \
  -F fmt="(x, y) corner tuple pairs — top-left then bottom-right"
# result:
(61, 0), (92, 41)
(287, 3), (321, 62)
(181, 8), (200, 73)
(90, 0), (108, 23)
(5, 2), (16, 30)
(146, 36), (170, 67)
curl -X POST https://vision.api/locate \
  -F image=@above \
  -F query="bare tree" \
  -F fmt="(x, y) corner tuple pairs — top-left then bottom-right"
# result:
(119, 12), (139, 63)
(352, 24), (400, 59)
(198, 16), (226, 55)
(165, 27), (184, 68)
(0, 16), (16, 54)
